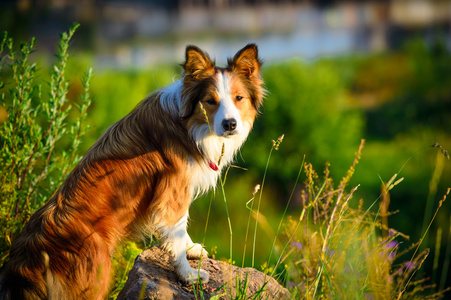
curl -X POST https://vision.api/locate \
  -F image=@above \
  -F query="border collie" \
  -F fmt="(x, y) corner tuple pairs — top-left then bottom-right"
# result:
(0, 44), (264, 299)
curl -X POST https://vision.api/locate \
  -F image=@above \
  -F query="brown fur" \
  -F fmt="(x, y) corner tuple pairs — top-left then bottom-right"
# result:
(1, 93), (201, 299)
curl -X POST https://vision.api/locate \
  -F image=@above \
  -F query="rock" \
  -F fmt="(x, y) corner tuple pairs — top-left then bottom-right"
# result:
(117, 245), (290, 300)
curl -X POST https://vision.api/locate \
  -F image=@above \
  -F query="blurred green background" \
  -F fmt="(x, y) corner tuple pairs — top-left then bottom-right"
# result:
(1, 0), (451, 289)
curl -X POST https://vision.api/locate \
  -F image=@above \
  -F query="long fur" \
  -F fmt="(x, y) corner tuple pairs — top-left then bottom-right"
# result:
(0, 44), (264, 300)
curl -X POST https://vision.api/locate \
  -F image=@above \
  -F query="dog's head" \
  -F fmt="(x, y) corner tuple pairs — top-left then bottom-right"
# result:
(181, 44), (264, 140)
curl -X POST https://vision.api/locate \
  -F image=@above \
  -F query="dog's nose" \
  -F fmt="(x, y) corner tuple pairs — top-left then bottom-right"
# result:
(222, 118), (237, 132)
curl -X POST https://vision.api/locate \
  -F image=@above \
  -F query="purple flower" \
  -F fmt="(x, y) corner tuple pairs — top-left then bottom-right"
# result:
(364, 293), (375, 300)
(404, 261), (415, 270)
(291, 241), (303, 250)
(384, 240), (398, 249)
(388, 251), (396, 260)
(325, 245), (335, 257)
(382, 240), (398, 260)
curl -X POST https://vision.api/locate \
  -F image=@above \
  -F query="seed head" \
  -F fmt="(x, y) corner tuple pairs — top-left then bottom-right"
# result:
(199, 102), (209, 124)
(272, 134), (284, 150)
(252, 184), (261, 196)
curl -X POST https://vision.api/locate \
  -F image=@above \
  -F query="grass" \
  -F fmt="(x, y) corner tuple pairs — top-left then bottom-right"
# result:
(187, 137), (450, 299)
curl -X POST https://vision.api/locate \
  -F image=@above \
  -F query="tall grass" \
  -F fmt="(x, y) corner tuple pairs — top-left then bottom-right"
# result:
(278, 141), (449, 299)
(198, 137), (450, 299)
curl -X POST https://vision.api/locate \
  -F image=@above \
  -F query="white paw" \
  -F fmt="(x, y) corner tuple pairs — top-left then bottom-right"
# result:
(182, 268), (210, 285)
(186, 243), (209, 259)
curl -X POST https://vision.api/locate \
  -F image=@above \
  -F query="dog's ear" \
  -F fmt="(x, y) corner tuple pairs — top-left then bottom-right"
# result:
(183, 45), (215, 80)
(228, 44), (262, 78)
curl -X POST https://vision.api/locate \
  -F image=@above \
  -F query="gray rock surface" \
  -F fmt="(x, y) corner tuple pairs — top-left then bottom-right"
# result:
(117, 245), (290, 299)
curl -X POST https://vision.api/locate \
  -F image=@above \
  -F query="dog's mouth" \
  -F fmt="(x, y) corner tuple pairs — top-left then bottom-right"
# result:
(218, 131), (238, 138)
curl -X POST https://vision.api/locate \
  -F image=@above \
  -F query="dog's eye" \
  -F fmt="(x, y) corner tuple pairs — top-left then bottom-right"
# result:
(206, 99), (217, 105)
(235, 96), (243, 101)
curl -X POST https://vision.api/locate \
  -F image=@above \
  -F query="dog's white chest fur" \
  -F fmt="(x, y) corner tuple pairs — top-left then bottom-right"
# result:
(188, 132), (248, 199)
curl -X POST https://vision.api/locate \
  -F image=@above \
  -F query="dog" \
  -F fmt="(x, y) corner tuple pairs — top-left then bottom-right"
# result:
(0, 44), (264, 299)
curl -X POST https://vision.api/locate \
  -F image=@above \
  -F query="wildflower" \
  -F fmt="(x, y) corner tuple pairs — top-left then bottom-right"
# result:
(324, 245), (335, 257)
(290, 241), (303, 250)
(404, 261), (415, 270)
(388, 251), (396, 260)
(364, 293), (375, 300)
(385, 240), (398, 249)
(382, 240), (398, 260)
(394, 266), (404, 275)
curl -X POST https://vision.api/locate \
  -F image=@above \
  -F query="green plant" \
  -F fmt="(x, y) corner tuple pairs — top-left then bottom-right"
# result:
(108, 241), (143, 299)
(276, 140), (450, 299)
(200, 137), (450, 299)
(0, 23), (92, 267)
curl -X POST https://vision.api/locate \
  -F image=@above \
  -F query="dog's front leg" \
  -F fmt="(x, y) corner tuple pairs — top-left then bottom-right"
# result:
(162, 214), (210, 284)
(186, 234), (208, 259)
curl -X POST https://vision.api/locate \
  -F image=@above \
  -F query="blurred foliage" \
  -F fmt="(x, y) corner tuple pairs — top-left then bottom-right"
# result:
(109, 241), (143, 299)
(86, 66), (179, 145)
(243, 59), (364, 191)
(279, 145), (449, 299)
(365, 38), (451, 139)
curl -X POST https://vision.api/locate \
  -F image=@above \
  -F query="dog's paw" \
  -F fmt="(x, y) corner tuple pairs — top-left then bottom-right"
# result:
(183, 268), (210, 285)
(186, 243), (209, 259)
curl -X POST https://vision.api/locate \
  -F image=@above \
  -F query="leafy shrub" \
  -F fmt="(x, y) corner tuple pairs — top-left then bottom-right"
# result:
(85, 66), (178, 147)
(0, 24), (92, 266)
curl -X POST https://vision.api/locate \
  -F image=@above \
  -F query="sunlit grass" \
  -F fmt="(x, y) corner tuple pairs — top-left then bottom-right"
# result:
(191, 137), (451, 299)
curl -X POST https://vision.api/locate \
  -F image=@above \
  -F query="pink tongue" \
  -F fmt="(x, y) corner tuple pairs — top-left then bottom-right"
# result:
(208, 161), (218, 171)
